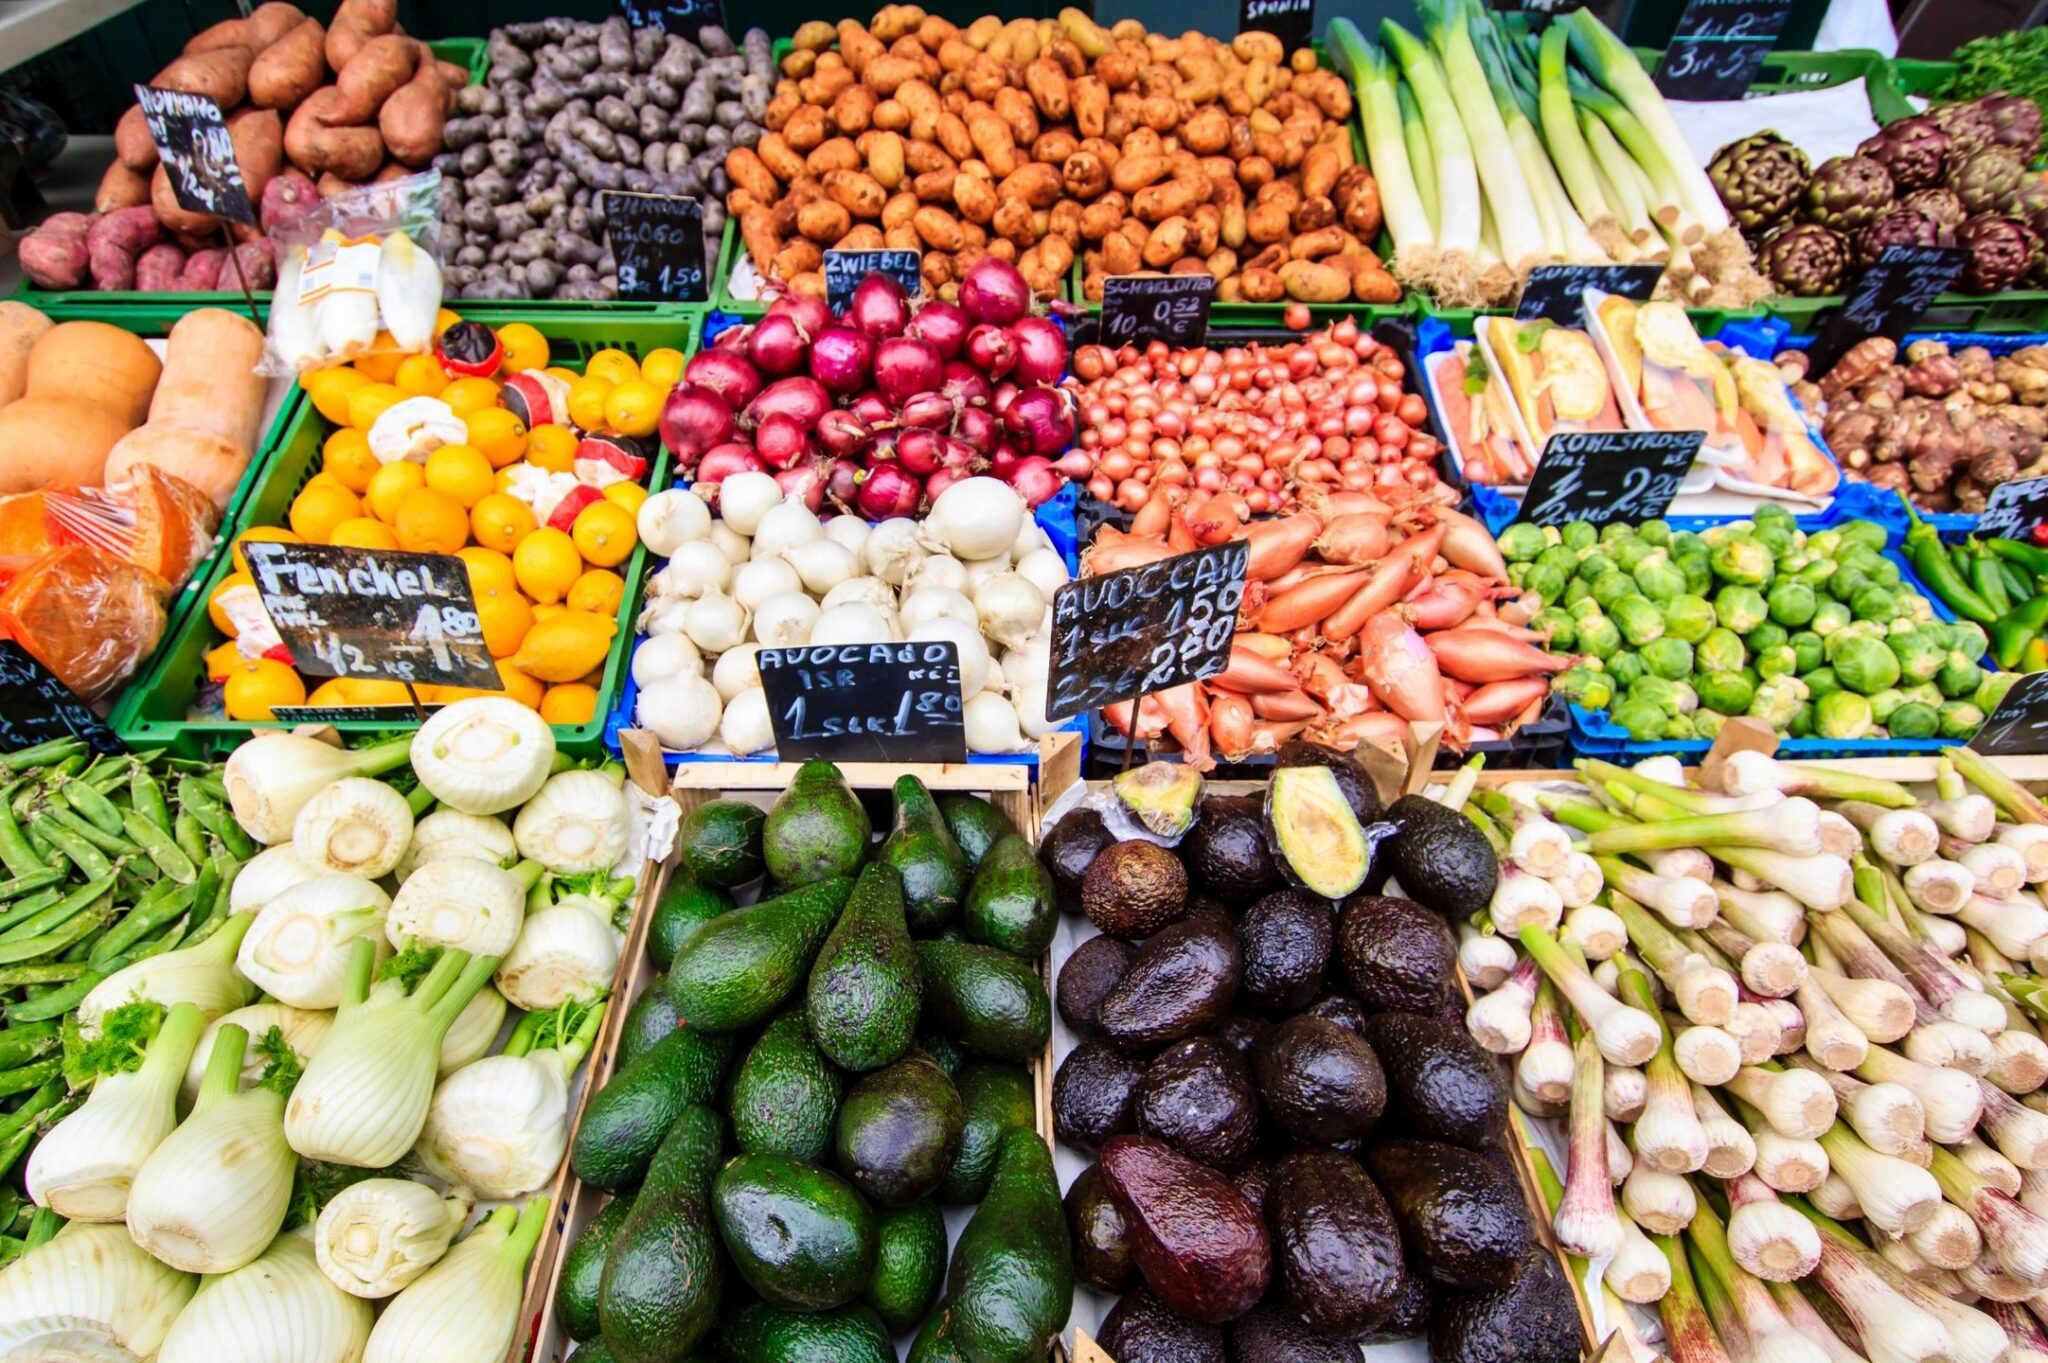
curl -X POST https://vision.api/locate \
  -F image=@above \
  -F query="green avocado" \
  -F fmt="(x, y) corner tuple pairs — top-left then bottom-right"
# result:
(938, 1060), (1035, 1205)
(716, 1301), (896, 1363)
(807, 862), (922, 1072)
(729, 1008), (844, 1164)
(865, 1197), (947, 1333)
(571, 1025), (737, 1191)
(883, 775), (970, 934)
(713, 1151), (876, 1312)
(836, 1052), (964, 1206)
(962, 834), (1057, 957)
(666, 876), (856, 1032)
(677, 798), (765, 888)
(915, 939), (1051, 1062)
(596, 1105), (725, 1363)
(763, 762), (869, 887)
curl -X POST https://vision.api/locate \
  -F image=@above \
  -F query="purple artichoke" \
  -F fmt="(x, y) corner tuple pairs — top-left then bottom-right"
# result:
(1902, 187), (1969, 234)
(1762, 223), (1851, 296)
(1978, 93), (2043, 157)
(1708, 132), (1811, 232)
(1931, 99), (1999, 153)
(1957, 214), (2040, 293)
(1949, 145), (2029, 216)
(1800, 155), (1894, 233)
(1855, 207), (1953, 267)
(1858, 116), (1954, 192)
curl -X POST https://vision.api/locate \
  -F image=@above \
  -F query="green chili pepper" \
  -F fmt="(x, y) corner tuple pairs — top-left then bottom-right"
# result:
(1988, 537), (2048, 578)
(1992, 591), (2048, 670)
(1973, 545), (2014, 616)
(1907, 522), (2000, 625)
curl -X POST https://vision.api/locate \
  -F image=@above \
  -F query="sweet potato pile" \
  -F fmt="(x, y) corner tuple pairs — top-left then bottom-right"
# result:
(723, 6), (1393, 304)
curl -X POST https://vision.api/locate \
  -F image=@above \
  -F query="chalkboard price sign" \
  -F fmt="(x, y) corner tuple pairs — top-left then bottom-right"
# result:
(132, 85), (254, 225)
(271, 705), (442, 726)
(1969, 671), (2048, 756)
(1806, 245), (1968, 377)
(0, 643), (123, 756)
(1101, 275), (1215, 349)
(1239, 0), (1314, 54)
(242, 543), (502, 691)
(824, 249), (923, 312)
(1652, 0), (1793, 102)
(1977, 476), (2048, 542)
(757, 641), (966, 763)
(1515, 430), (1704, 527)
(606, 192), (708, 302)
(1515, 264), (1665, 325)
(1046, 541), (1249, 722)
(617, 0), (722, 42)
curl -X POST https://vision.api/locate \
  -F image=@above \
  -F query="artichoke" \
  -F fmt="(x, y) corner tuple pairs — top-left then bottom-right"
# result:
(1857, 116), (1954, 191)
(1708, 132), (1812, 232)
(1930, 99), (1999, 153)
(1800, 155), (1894, 233)
(1761, 223), (1851, 297)
(1855, 206), (1953, 268)
(1949, 145), (2028, 216)
(1978, 93), (2043, 157)
(1902, 187), (1969, 234)
(1957, 214), (2040, 293)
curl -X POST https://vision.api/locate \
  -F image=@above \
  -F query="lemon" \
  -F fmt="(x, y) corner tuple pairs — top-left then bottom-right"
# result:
(345, 382), (405, 431)
(495, 659), (545, 708)
(639, 347), (686, 388)
(439, 376), (502, 416)
(329, 517), (399, 550)
(305, 678), (353, 706)
(203, 639), (244, 680)
(540, 683), (599, 724)
(567, 568), (625, 617)
(511, 609), (617, 682)
(425, 444), (495, 507)
(349, 679), (414, 706)
(322, 427), (379, 492)
(351, 337), (404, 383)
(231, 526), (300, 575)
(304, 368), (371, 425)
(603, 378), (664, 438)
(514, 527), (582, 604)
(497, 323), (549, 373)
(567, 376), (615, 432)
(470, 492), (537, 553)
(290, 480), (361, 543)
(602, 482), (649, 516)
(224, 658), (307, 720)
(525, 424), (578, 474)
(394, 352), (452, 397)
(456, 545), (517, 591)
(465, 408), (527, 468)
(393, 488), (470, 555)
(477, 588), (535, 658)
(571, 500), (636, 568)
(365, 460), (427, 523)
(585, 349), (641, 385)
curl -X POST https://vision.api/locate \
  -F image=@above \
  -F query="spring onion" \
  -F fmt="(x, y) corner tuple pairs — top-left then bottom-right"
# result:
(1519, 924), (1659, 1065)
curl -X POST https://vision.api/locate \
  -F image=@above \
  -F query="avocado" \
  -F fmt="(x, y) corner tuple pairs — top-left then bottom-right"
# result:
(647, 867), (736, 972)
(918, 1025), (965, 1078)
(729, 1009), (844, 1164)
(1040, 807), (1113, 906)
(1230, 1154), (1274, 1217)
(764, 761), (870, 888)
(1182, 795), (1281, 906)
(666, 875), (856, 1032)
(1359, 1011), (1508, 1150)
(1265, 1147), (1409, 1337)
(806, 862), (921, 1073)
(596, 1105), (725, 1362)
(1265, 765), (1371, 900)
(616, 979), (682, 1070)
(1361, 1139), (1532, 1289)
(1100, 1288), (1226, 1363)
(1427, 1251), (1583, 1363)
(1378, 795), (1498, 918)
(1080, 839), (1189, 939)
(558, 1192), (635, 1341)
(905, 1303), (971, 1363)
(568, 1339), (622, 1363)
(1274, 739), (1384, 824)
(1056, 934), (1133, 1037)
(835, 1052), (965, 1206)
(1303, 991), (1372, 1037)
(883, 775), (970, 933)
(914, 938), (1051, 1061)
(865, 1198), (946, 1333)
(572, 1024), (738, 1190)
(1096, 911), (1242, 1048)
(963, 834), (1058, 956)
(1252, 1014), (1386, 1145)
(1134, 1036), (1259, 1170)
(939, 1060), (1034, 1204)
(678, 798), (766, 888)
(935, 791), (1017, 872)
(944, 1128), (1074, 1363)
(1361, 1264), (1431, 1342)
(1112, 762), (1202, 837)
(1237, 888), (1334, 1012)
(1052, 1039), (1144, 1153)
(1227, 1303), (1358, 1363)
(1099, 1134), (1270, 1324)
(1338, 894), (1456, 1012)
(1212, 1012), (1274, 1058)
(713, 1151), (876, 1311)
(1065, 1164), (1135, 1292)
(716, 1301), (896, 1363)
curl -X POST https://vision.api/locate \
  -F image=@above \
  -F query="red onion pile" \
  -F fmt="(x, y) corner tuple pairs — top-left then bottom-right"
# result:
(657, 257), (1080, 516)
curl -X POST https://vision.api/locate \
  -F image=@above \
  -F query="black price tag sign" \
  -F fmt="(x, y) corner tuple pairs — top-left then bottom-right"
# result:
(1969, 671), (2048, 756)
(757, 642), (966, 763)
(0, 643), (122, 756)
(132, 85), (253, 225)
(1515, 430), (1703, 527)
(824, 249), (922, 312)
(1046, 542), (1249, 722)
(242, 543), (502, 691)
(1652, 0), (1793, 101)
(1515, 264), (1665, 325)
(1978, 476), (2048, 541)
(1101, 275), (1214, 349)
(1239, 0), (1314, 54)
(271, 706), (444, 726)
(1807, 245), (1968, 377)
(618, 0), (722, 41)
(606, 192), (708, 302)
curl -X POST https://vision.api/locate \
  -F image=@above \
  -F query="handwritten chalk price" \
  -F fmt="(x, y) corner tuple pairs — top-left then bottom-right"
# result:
(1515, 431), (1703, 528)
(1046, 541), (1249, 722)
(1102, 275), (1215, 349)
(242, 543), (501, 691)
(757, 641), (966, 763)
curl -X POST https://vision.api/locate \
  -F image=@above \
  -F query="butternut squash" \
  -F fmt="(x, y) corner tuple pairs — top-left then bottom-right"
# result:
(0, 303), (53, 409)
(103, 309), (267, 509)
(0, 323), (160, 494)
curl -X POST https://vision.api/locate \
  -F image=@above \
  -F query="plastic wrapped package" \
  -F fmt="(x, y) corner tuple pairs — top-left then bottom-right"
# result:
(0, 465), (219, 592)
(0, 545), (166, 703)
(1475, 316), (1628, 464)
(262, 171), (446, 377)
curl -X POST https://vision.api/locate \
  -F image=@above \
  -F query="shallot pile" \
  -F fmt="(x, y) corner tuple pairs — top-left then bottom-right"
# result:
(1065, 320), (1446, 517)
(657, 257), (1081, 516)
(1087, 485), (1570, 767)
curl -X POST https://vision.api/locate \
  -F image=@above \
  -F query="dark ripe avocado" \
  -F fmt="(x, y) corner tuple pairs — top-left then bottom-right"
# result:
(1380, 795), (1498, 918)
(616, 978), (683, 1071)
(1360, 1262), (1431, 1342)
(1228, 1302), (1360, 1363)
(1066, 1165), (1136, 1292)
(1361, 1140), (1532, 1290)
(1100, 1288), (1226, 1363)
(1360, 1011), (1509, 1150)
(1337, 894), (1456, 1012)
(1134, 1036), (1260, 1170)
(1081, 840), (1189, 940)
(1274, 739), (1384, 824)
(1265, 766), (1371, 901)
(716, 1300), (896, 1363)
(1252, 1014), (1386, 1145)
(934, 791), (1016, 872)
(1056, 935), (1134, 1037)
(1427, 1251), (1583, 1363)
(1302, 992), (1372, 1038)
(1099, 1134), (1270, 1323)
(1040, 808), (1113, 904)
(1231, 1154), (1275, 1216)
(1212, 1012), (1275, 1059)
(1265, 1147), (1409, 1337)
(1182, 795), (1280, 907)
(1052, 1040), (1144, 1153)
(1237, 889), (1334, 1012)
(678, 798), (766, 888)
(1096, 912), (1242, 1048)
(763, 763), (871, 888)
(834, 1054), (965, 1207)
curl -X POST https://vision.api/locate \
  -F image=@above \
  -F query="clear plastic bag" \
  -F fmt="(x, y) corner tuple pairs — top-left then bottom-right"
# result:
(0, 546), (166, 704)
(0, 464), (219, 593)
(261, 170), (446, 377)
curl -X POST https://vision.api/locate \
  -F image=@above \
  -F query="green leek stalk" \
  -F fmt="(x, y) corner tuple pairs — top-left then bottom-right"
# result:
(1382, 19), (1479, 257)
(1330, 21), (1433, 260)
(1502, 111), (1564, 257)
(1537, 25), (1614, 242)
(1423, 0), (1544, 270)
(1396, 85), (1439, 227)
(1654, 1232), (1735, 1363)
(1562, 9), (1732, 234)
(1568, 73), (1683, 229)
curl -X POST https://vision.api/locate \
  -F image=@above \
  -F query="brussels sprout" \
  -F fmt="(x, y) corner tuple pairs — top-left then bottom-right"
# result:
(1746, 622), (1790, 654)
(1851, 585), (1898, 624)
(1498, 523), (1548, 563)
(1840, 520), (1889, 553)
(1671, 531), (1707, 558)
(1613, 595), (1667, 647)
(1830, 564), (1872, 601)
(1531, 608), (1576, 652)
(1752, 518), (1796, 558)
(1791, 631), (1824, 674)
(1804, 668), (1843, 702)
(1637, 519), (1672, 547)
(1789, 702), (1816, 738)
(1592, 571), (1637, 610)
(1870, 688), (1907, 724)
(1665, 715), (1698, 740)
(1812, 600), (1852, 636)
(1710, 536), (1777, 587)
(1888, 631), (1946, 684)
(1697, 671), (1757, 715)
(1525, 563), (1567, 604)
(1756, 645), (1798, 680)
(1609, 652), (1648, 688)
(1664, 594), (1717, 644)
(1815, 691), (1875, 740)
(1794, 559), (1839, 589)
(1767, 581), (1818, 628)
(1615, 539), (1658, 574)
(1887, 702), (1941, 739)
(1902, 682), (1945, 710)
(1806, 530), (1843, 559)
(1565, 577), (1595, 607)
(1936, 653), (1983, 700)
(1600, 521), (1635, 546)
(1562, 521), (1598, 552)
(1869, 557), (1902, 590)
(1630, 675), (1688, 713)
(1898, 593), (1933, 624)
(1697, 628), (1748, 675)
(1577, 615), (1622, 660)
(1715, 585), (1770, 634)
(1978, 671), (2018, 714)
(1755, 503), (1796, 527)
(1939, 701), (1987, 740)
(1612, 699), (1668, 741)
(1634, 552), (1688, 603)
(1749, 676), (1808, 729)
(1833, 636), (1903, 696)
(1950, 622), (1991, 663)
(1641, 637), (1695, 681)
(1681, 555), (1714, 597)
(1569, 596), (1606, 621)
(1577, 551), (1619, 582)
(1553, 666), (1614, 712)
(1536, 544), (1578, 579)
(1675, 682), (1699, 715)
(1695, 710), (1726, 739)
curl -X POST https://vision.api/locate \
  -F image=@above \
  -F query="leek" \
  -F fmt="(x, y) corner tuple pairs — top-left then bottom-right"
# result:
(1536, 24), (1614, 246)
(0, 1220), (195, 1359)
(158, 1229), (373, 1363)
(363, 1198), (549, 1363)
(1423, 0), (1543, 270)
(1382, 20), (1478, 263)
(1330, 21), (1432, 261)
(315, 1178), (472, 1298)
(1563, 9), (1731, 234)
(1397, 85), (1439, 230)
(419, 997), (604, 1197)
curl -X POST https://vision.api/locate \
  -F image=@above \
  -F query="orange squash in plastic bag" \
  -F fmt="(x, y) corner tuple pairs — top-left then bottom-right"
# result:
(0, 545), (165, 703)
(0, 465), (217, 593)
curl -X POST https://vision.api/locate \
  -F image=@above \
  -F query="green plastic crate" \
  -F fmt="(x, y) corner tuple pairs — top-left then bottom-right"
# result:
(108, 311), (698, 759)
(1888, 57), (1955, 103)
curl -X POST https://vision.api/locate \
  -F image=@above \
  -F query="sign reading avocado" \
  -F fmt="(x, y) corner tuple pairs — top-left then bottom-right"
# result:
(242, 543), (501, 691)
(1515, 430), (1702, 528)
(757, 641), (966, 764)
(1046, 541), (1249, 723)
(0, 643), (123, 756)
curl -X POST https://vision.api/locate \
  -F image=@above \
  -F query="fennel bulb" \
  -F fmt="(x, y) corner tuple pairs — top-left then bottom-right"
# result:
(385, 857), (540, 957)
(226, 733), (414, 845)
(286, 940), (502, 1167)
(0, 1221), (194, 1361)
(126, 1024), (298, 1274)
(418, 998), (605, 1197)
(236, 874), (391, 1009)
(439, 985), (507, 1077)
(77, 913), (256, 1033)
(395, 810), (516, 880)
(293, 779), (416, 879)
(157, 1229), (373, 1363)
(315, 1179), (472, 1299)
(229, 844), (323, 915)
(493, 904), (619, 1011)
(410, 699), (556, 815)
(362, 1198), (549, 1363)
(26, 1003), (204, 1222)
(512, 769), (629, 874)
(183, 1003), (333, 1105)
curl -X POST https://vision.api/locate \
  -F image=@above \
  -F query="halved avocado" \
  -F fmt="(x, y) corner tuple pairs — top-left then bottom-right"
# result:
(1273, 741), (1382, 824)
(1265, 766), (1370, 900)
(1112, 762), (1202, 838)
